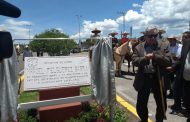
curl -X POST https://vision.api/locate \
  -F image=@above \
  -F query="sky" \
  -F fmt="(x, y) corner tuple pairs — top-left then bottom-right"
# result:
(0, 0), (190, 44)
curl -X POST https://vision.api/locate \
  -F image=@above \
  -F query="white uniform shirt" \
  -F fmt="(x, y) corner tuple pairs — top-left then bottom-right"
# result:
(169, 43), (182, 63)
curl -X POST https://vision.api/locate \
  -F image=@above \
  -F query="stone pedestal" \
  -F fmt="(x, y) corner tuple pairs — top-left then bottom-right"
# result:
(38, 86), (81, 122)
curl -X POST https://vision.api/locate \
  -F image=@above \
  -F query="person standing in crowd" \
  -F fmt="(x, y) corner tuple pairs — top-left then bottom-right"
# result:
(157, 29), (166, 42)
(23, 45), (33, 61)
(15, 44), (20, 61)
(132, 27), (172, 122)
(166, 36), (182, 99)
(170, 31), (190, 121)
(109, 31), (118, 49)
(121, 32), (129, 44)
(89, 28), (101, 61)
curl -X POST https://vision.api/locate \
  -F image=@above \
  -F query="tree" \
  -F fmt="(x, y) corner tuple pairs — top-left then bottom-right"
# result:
(29, 28), (77, 56)
(81, 38), (93, 49)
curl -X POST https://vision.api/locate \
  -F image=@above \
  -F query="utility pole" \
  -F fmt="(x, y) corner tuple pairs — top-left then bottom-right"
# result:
(26, 24), (31, 39)
(117, 11), (126, 32)
(189, 21), (190, 31)
(130, 26), (133, 39)
(76, 15), (83, 48)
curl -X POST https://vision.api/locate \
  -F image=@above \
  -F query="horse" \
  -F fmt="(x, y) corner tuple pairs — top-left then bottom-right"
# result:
(113, 41), (131, 76)
(124, 38), (140, 73)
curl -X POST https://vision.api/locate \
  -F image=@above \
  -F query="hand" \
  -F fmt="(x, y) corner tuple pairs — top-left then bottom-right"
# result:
(166, 66), (174, 72)
(173, 56), (179, 61)
(145, 53), (154, 59)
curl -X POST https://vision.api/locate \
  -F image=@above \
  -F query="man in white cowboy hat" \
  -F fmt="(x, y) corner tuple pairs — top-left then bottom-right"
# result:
(132, 27), (172, 122)
(167, 31), (190, 121)
(166, 36), (182, 100)
(167, 36), (182, 63)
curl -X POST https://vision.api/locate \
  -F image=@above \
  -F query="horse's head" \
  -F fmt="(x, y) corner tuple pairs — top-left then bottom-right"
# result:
(115, 41), (131, 55)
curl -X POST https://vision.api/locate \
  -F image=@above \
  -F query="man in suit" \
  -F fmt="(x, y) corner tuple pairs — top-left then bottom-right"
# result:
(171, 31), (190, 121)
(132, 27), (172, 122)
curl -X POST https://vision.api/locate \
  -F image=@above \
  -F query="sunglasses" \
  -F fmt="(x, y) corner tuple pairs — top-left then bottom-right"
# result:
(146, 35), (158, 39)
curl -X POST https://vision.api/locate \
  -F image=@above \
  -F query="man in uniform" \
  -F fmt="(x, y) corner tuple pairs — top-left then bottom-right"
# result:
(170, 31), (190, 121)
(132, 27), (172, 122)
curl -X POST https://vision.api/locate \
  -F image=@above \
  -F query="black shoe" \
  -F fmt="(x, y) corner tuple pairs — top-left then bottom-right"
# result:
(181, 109), (190, 118)
(167, 92), (173, 99)
(156, 121), (163, 122)
(169, 104), (182, 110)
(187, 118), (190, 122)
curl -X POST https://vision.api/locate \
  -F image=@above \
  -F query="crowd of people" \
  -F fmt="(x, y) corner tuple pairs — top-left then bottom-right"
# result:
(91, 27), (190, 122)
(122, 27), (190, 122)
(132, 28), (190, 122)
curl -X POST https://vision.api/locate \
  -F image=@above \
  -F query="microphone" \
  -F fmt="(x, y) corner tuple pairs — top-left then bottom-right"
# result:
(0, 0), (21, 18)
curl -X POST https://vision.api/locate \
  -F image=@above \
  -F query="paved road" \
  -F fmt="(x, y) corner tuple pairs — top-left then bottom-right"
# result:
(18, 52), (187, 122)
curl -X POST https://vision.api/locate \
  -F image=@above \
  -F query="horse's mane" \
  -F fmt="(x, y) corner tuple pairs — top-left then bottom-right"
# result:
(115, 41), (130, 55)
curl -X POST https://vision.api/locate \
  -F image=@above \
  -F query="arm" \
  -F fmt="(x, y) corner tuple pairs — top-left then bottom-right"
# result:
(153, 49), (172, 67)
(171, 60), (181, 70)
(132, 48), (149, 67)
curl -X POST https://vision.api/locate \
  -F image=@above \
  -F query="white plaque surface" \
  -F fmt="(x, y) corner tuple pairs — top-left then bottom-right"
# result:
(24, 56), (91, 91)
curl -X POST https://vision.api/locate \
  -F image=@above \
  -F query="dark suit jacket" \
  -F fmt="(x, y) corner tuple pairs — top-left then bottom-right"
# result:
(132, 42), (172, 91)
(173, 39), (190, 81)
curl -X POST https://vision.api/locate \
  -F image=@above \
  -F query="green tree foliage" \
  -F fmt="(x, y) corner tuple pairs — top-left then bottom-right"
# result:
(81, 38), (92, 48)
(29, 28), (77, 56)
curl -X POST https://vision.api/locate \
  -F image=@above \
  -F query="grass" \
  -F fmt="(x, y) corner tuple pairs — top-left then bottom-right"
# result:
(18, 86), (131, 122)
(18, 92), (39, 103)
(80, 86), (92, 95)
(18, 86), (91, 103)
(18, 92), (39, 122)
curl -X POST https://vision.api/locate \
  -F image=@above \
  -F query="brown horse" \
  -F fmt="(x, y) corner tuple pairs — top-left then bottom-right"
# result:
(114, 41), (131, 76)
(124, 38), (140, 73)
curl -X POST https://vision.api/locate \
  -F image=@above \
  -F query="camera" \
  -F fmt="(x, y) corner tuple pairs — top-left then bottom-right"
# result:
(0, 31), (13, 60)
(0, 0), (21, 60)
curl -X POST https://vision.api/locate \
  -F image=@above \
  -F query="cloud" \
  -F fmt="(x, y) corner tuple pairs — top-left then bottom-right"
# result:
(5, 19), (32, 26)
(55, 28), (64, 33)
(139, 0), (190, 30)
(71, 19), (119, 40)
(132, 3), (141, 8)
(0, 19), (33, 43)
(71, 0), (190, 39)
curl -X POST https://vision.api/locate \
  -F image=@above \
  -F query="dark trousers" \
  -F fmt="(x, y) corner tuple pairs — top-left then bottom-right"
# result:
(173, 70), (183, 108)
(184, 81), (190, 113)
(136, 74), (167, 122)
